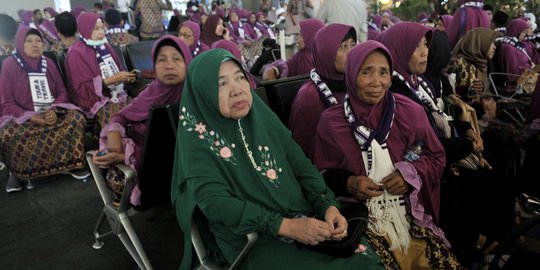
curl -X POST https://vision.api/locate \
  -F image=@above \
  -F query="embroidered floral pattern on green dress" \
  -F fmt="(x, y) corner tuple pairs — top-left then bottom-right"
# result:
(180, 106), (238, 165)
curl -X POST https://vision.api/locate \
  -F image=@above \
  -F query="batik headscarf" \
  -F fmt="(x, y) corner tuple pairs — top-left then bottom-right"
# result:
(172, 49), (336, 269)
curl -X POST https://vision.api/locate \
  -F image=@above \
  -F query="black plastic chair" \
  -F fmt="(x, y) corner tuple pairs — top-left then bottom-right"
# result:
(272, 79), (308, 125)
(125, 40), (155, 73)
(112, 44), (129, 71)
(253, 86), (269, 106)
(87, 103), (180, 270)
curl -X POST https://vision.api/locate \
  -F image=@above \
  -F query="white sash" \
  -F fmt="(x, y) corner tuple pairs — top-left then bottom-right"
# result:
(365, 141), (410, 252)
(98, 51), (124, 102)
(253, 25), (263, 39)
(29, 72), (54, 112)
(238, 21), (246, 39)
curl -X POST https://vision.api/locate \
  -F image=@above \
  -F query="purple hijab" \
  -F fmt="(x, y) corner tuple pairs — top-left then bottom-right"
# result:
(286, 18), (325, 77)
(288, 24), (356, 156)
(38, 19), (60, 41)
(65, 12), (125, 115)
(313, 24), (356, 81)
(110, 35), (192, 124)
(0, 27), (73, 126)
(380, 22), (432, 86)
(72, 5), (86, 19)
(22, 11), (34, 25)
(440, 15), (453, 29)
(312, 40), (447, 227)
(181, 20), (210, 55)
(211, 40), (257, 88)
(446, 0), (490, 48)
(368, 15), (382, 40)
(506, 18), (529, 38)
(45, 7), (58, 18)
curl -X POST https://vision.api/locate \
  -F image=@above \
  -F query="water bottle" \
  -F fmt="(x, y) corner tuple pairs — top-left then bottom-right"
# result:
(403, 140), (425, 162)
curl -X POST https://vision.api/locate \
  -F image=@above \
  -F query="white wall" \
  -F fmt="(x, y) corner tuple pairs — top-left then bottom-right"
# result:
(2, 0), (56, 20)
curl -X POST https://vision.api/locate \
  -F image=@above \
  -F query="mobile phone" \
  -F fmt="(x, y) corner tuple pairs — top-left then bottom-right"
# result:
(222, 28), (227, 35)
(97, 151), (107, 156)
(131, 69), (141, 79)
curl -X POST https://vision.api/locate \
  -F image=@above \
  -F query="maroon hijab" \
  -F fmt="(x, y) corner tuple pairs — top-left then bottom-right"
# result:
(506, 18), (529, 38)
(115, 35), (192, 122)
(0, 27), (69, 121)
(181, 20), (210, 55)
(446, 0), (490, 48)
(201, 14), (223, 46)
(211, 40), (257, 88)
(380, 22), (432, 86)
(312, 40), (446, 222)
(313, 23), (356, 81)
(286, 18), (325, 76)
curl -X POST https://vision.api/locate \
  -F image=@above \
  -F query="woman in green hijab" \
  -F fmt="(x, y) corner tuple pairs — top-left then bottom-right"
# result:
(171, 49), (384, 269)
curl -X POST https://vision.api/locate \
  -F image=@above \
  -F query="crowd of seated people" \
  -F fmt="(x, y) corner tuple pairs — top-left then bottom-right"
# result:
(1, 1), (540, 269)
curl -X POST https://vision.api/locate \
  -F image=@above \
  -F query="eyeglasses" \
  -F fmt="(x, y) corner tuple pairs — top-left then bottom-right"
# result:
(178, 32), (194, 39)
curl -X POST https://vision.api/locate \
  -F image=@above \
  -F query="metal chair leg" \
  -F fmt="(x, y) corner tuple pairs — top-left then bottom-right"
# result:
(118, 212), (153, 270)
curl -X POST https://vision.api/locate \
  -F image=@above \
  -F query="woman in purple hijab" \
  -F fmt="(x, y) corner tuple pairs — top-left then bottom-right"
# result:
(380, 22), (453, 225)
(311, 41), (459, 270)
(262, 18), (325, 80)
(72, 5), (86, 19)
(367, 15), (382, 40)
(1, 27), (87, 192)
(286, 18), (324, 76)
(22, 11), (35, 27)
(92, 35), (192, 206)
(499, 18), (540, 91)
(66, 12), (135, 132)
(436, 15), (453, 32)
(289, 23), (356, 157)
(445, 0), (490, 48)
(44, 7), (58, 20)
(211, 40), (258, 88)
(178, 20), (210, 58)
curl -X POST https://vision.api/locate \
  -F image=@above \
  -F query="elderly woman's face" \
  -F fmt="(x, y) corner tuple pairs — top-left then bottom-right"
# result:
(23, 33), (44, 58)
(218, 60), (252, 119)
(407, 36), (429, 74)
(155, 45), (186, 86)
(91, 19), (106, 40)
(356, 50), (391, 105)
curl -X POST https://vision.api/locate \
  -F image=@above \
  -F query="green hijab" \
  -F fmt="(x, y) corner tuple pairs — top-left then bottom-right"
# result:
(172, 49), (336, 269)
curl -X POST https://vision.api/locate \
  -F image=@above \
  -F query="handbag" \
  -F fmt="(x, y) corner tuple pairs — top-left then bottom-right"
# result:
(300, 202), (369, 257)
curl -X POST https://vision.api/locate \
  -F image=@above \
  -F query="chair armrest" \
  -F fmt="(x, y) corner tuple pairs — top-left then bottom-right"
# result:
(229, 232), (258, 270)
(190, 219), (258, 270)
(86, 151), (137, 211)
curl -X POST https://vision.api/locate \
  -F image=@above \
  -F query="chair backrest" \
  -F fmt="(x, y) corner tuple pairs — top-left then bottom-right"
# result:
(126, 40), (155, 73)
(272, 79), (307, 125)
(254, 86), (269, 106)
(112, 44), (129, 71)
(138, 103), (180, 209)
(43, 51), (67, 86)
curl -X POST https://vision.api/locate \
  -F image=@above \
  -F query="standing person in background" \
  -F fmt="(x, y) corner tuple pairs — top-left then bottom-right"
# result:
(136, 0), (173, 40)
(117, 0), (132, 26)
(316, 0), (368, 42)
(43, 7), (57, 21)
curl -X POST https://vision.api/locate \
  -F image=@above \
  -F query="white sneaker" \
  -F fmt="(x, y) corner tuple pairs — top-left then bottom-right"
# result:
(5, 174), (22, 193)
(0, 162), (5, 170)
